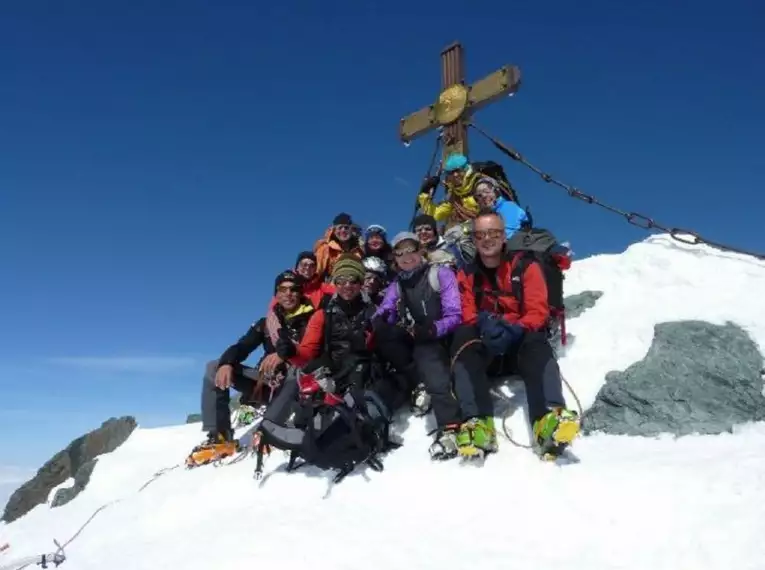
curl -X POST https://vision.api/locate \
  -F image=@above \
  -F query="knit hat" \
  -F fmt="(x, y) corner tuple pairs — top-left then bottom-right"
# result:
(444, 153), (468, 172)
(332, 212), (353, 226)
(331, 254), (365, 282)
(295, 251), (317, 267)
(274, 270), (300, 293)
(364, 224), (387, 241)
(391, 231), (420, 249)
(413, 214), (437, 231)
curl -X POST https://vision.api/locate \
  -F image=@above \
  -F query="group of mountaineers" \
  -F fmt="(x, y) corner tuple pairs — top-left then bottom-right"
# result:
(188, 151), (582, 481)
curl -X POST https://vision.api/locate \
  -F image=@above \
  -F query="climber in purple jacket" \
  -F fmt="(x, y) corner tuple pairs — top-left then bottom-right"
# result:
(370, 231), (465, 460)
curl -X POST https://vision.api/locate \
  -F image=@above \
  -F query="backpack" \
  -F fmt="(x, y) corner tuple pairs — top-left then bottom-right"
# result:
(255, 366), (392, 484)
(470, 160), (520, 204)
(480, 227), (570, 344)
(441, 222), (475, 269)
(395, 264), (441, 298)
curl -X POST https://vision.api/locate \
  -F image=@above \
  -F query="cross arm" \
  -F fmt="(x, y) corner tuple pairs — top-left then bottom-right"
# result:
(466, 65), (521, 115)
(399, 104), (439, 144)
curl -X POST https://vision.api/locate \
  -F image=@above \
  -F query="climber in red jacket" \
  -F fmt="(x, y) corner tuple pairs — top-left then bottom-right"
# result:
(452, 209), (581, 459)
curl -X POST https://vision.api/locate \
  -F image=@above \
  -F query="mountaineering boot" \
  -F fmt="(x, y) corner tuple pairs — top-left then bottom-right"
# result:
(457, 417), (498, 459)
(186, 431), (240, 468)
(532, 407), (580, 460)
(429, 424), (459, 460)
(411, 382), (431, 417)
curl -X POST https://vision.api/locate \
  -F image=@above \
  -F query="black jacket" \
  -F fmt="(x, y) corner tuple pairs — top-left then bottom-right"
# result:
(218, 304), (314, 367)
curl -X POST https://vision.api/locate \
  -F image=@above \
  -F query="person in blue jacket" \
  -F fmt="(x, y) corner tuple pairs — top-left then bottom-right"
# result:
(473, 176), (528, 239)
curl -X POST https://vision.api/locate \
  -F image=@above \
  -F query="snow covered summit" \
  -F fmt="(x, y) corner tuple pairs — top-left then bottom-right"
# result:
(2, 233), (765, 570)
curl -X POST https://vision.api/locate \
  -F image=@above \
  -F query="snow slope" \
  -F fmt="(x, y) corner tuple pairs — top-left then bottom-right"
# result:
(2, 234), (765, 570)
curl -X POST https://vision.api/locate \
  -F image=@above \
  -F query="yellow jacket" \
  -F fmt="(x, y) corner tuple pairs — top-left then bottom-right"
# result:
(417, 193), (479, 222)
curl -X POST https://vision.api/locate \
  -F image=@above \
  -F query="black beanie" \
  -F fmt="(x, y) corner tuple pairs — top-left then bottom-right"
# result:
(274, 270), (299, 293)
(295, 251), (317, 267)
(333, 212), (353, 225)
(413, 214), (437, 230)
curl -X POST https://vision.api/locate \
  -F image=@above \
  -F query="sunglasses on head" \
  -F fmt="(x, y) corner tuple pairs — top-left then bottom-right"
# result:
(334, 276), (362, 286)
(277, 284), (300, 294)
(472, 228), (504, 240)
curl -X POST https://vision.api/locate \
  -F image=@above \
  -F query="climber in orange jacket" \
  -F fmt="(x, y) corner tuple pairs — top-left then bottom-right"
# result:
(313, 212), (364, 281)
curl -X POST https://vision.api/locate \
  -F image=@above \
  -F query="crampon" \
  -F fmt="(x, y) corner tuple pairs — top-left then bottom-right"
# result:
(185, 437), (240, 468)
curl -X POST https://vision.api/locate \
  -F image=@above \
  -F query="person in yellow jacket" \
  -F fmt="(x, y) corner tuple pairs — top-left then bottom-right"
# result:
(417, 153), (479, 225)
(313, 212), (365, 281)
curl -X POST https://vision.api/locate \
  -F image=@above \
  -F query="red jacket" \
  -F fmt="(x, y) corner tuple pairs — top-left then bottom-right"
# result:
(287, 308), (373, 368)
(457, 253), (550, 331)
(268, 275), (335, 311)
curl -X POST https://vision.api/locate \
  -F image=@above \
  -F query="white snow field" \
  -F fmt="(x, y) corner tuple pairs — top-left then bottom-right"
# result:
(2, 233), (765, 570)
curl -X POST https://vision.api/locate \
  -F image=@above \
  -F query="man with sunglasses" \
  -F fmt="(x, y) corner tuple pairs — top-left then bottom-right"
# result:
(277, 255), (409, 430)
(371, 232), (465, 460)
(313, 213), (364, 282)
(188, 270), (315, 466)
(452, 210), (580, 459)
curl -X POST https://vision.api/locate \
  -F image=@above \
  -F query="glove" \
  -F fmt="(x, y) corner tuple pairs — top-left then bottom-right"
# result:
(369, 314), (386, 333)
(412, 323), (437, 342)
(477, 312), (524, 355)
(275, 336), (297, 359)
(350, 330), (368, 353)
(419, 175), (440, 195)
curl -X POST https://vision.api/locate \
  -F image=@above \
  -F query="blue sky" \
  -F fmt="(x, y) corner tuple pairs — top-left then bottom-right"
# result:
(0, 0), (763, 476)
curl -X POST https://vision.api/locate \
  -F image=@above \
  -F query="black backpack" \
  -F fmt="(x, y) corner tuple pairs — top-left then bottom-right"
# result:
(500, 227), (570, 342)
(471, 160), (520, 204)
(255, 366), (392, 484)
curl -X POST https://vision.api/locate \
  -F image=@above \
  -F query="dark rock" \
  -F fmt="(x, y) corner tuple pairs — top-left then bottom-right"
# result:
(564, 290), (603, 320)
(51, 459), (98, 508)
(584, 321), (765, 437)
(186, 413), (202, 424)
(2, 416), (137, 523)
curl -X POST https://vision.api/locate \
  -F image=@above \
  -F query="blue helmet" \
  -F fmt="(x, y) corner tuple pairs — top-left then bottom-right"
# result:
(444, 153), (468, 173)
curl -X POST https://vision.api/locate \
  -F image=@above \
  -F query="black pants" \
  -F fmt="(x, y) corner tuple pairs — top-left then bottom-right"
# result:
(374, 322), (461, 428)
(201, 359), (269, 436)
(450, 325), (565, 424)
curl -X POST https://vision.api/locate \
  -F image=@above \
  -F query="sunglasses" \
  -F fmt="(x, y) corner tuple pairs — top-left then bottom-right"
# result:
(393, 246), (419, 257)
(334, 276), (362, 286)
(472, 229), (505, 240)
(414, 225), (434, 234)
(334, 225), (351, 232)
(277, 285), (300, 294)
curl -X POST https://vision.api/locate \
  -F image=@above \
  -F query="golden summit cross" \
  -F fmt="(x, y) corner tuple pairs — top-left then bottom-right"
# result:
(399, 42), (521, 160)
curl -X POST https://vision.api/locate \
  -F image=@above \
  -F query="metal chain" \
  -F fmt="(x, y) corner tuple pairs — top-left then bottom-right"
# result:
(467, 121), (765, 261)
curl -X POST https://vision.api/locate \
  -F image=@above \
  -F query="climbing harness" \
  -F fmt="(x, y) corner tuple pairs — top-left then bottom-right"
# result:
(465, 120), (765, 261)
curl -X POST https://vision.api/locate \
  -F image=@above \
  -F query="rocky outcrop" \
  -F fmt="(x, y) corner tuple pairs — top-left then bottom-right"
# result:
(564, 290), (603, 320)
(2, 416), (137, 523)
(51, 459), (98, 508)
(186, 413), (202, 424)
(584, 321), (765, 437)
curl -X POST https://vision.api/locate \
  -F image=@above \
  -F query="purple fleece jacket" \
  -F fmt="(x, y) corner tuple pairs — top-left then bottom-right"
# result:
(372, 265), (463, 338)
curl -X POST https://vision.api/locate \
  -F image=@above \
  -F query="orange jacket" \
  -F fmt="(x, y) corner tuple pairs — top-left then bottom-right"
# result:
(457, 253), (549, 331)
(313, 227), (364, 280)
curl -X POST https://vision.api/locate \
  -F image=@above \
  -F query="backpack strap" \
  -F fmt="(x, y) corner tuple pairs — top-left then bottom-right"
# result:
(427, 265), (441, 293)
(509, 251), (535, 315)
